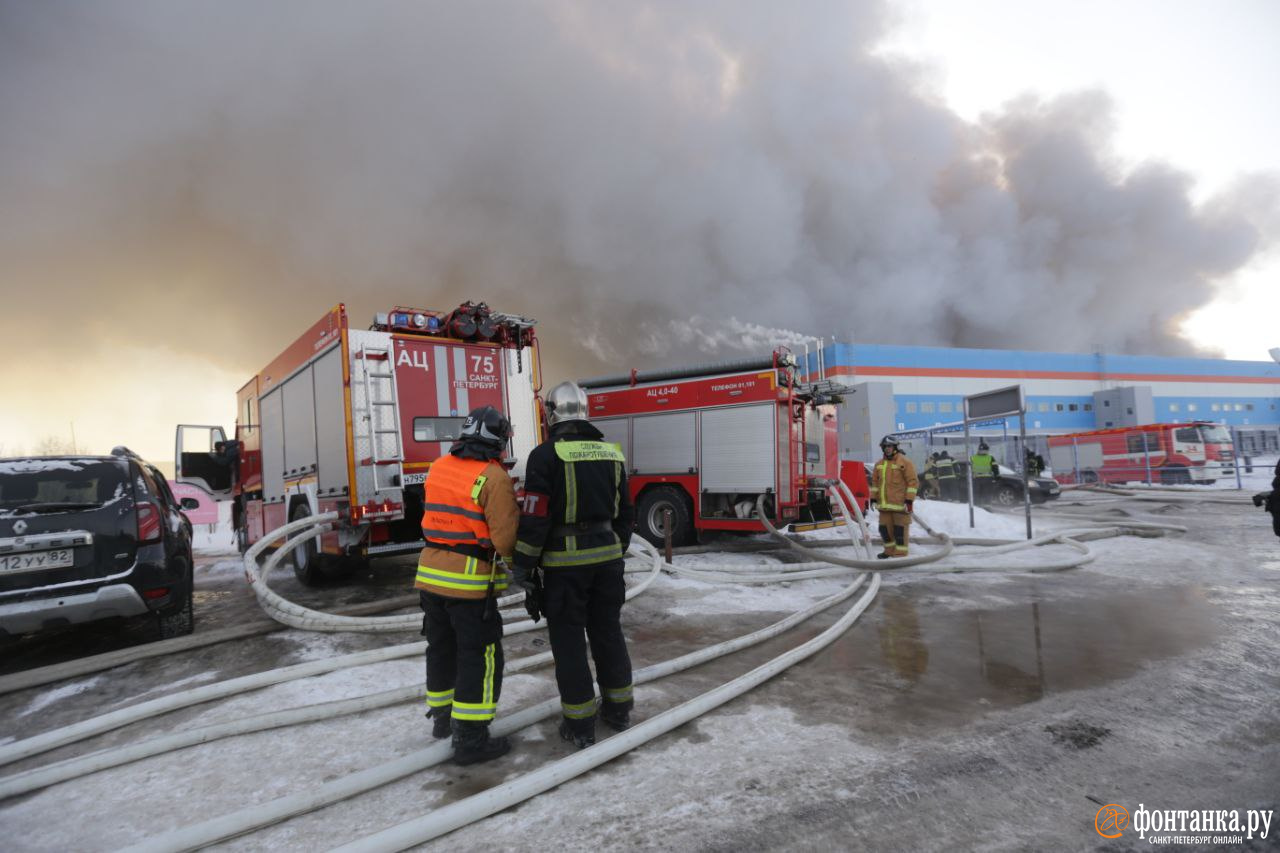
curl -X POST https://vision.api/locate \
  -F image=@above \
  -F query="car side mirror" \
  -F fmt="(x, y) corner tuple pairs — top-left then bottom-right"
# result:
(180, 497), (200, 511)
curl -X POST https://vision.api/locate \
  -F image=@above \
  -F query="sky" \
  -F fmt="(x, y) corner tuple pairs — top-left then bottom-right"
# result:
(0, 0), (1276, 466)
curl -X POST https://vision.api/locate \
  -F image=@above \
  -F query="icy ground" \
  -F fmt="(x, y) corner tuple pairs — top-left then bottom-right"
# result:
(0, 490), (1277, 852)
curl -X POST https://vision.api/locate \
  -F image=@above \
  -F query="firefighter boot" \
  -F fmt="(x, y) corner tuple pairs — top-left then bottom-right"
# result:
(451, 720), (511, 766)
(427, 707), (452, 740)
(559, 715), (596, 750)
(876, 525), (892, 559)
(600, 702), (631, 733)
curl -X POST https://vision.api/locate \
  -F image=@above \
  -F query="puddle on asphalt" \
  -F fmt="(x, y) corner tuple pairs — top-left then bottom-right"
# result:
(819, 584), (1218, 731)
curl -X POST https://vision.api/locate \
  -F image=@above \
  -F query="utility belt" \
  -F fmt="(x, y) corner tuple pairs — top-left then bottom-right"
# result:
(551, 521), (615, 537)
(425, 540), (496, 562)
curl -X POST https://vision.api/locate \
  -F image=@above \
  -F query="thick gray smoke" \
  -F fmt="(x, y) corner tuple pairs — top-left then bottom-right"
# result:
(0, 0), (1274, 389)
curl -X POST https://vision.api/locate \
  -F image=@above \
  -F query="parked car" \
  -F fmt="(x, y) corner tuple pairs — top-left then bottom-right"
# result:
(935, 461), (1062, 506)
(0, 447), (196, 641)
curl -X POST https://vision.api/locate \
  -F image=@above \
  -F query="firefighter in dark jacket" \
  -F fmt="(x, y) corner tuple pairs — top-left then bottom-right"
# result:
(1253, 458), (1280, 538)
(416, 406), (520, 765)
(935, 451), (958, 501)
(512, 381), (636, 749)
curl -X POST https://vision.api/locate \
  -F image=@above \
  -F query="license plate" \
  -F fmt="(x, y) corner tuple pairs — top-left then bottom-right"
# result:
(0, 548), (75, 574)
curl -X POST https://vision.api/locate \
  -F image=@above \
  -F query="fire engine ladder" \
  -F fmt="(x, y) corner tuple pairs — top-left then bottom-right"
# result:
(353, 344), (404, 498)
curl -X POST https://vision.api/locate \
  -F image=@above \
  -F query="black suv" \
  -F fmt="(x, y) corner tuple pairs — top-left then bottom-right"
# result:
(0, 448), (195, 641)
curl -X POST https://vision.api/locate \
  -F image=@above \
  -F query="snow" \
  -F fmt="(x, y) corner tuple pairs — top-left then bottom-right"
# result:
(20, 675), (105, 717)
(0, 457), (105, 474)
(192, 500), (237, 555)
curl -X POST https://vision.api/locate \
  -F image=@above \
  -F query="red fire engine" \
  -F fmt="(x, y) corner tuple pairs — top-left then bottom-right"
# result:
(580, 352), (863, 545)
(1046, 421), (1236, 485)
(175, 301), (542, 583)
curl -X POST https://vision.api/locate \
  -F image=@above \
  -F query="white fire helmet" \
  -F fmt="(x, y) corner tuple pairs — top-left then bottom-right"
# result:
(546, 381), (589, 426)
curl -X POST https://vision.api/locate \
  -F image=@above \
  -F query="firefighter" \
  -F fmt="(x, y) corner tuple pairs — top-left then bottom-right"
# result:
(512, 381), (636, 749)
(1025, 447), (1045, 477)
(1252, 458), (1280, 538)
(935, 450), (957, 501)
(871, 435), (918, 558)
(970, 441), (998, 503)
(920, 453), (939, 499)
(416, 405), (520, 765)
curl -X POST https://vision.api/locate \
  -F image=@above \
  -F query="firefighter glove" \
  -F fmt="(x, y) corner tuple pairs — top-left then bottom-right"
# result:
(905, 500), (913, 513)
(524, 589), (542, 623)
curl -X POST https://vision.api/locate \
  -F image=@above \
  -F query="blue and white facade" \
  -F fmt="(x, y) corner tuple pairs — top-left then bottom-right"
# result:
(819, 343), (1280, 455)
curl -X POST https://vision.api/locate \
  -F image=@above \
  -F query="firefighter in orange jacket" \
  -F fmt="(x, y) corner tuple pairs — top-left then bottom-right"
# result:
(872, 435), (918, 559)
(416, 405), (520, 765)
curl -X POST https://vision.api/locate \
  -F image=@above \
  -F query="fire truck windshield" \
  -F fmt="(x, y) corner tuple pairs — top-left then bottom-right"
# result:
(1199, 425), (1232, 444)
(413, 416), (465, 442)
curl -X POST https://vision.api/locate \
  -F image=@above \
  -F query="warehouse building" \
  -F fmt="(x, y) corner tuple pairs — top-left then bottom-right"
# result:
(824, 343), (1280, 463)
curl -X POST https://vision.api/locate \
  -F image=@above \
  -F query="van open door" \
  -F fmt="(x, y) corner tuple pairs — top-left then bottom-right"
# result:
(175, 424), (233, 499)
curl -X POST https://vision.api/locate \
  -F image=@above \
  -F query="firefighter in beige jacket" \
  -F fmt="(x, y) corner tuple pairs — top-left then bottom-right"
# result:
(871, 435), (919, 558)
(415, 406), (520, 765)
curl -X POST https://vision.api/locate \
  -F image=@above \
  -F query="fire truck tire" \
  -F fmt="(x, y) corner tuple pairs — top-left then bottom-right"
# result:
(290, 503), (327, 586)
(1080, 469), (1100, 484)
(637, 487), (693, 547)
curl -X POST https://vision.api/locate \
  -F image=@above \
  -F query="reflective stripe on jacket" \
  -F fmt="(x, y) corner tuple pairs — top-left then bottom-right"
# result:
(873, 452), (918, 511)
(935, 459), (957, 479)
(515, 424), (635, 572)
(416, 455), (518, 600)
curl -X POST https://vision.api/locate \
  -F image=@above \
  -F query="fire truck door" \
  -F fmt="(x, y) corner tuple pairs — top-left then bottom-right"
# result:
(175, 424), (232, 498)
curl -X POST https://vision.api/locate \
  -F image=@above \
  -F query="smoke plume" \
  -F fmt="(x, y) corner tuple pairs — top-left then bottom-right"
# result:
(0, 1), (1274, 456)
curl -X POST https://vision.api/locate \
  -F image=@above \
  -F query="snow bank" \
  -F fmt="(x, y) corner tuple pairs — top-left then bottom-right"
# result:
(192, 499), (237, 555)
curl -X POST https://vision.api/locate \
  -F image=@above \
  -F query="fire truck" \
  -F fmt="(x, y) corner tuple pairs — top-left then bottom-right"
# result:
(1046, 421), (1236, 485)
(175, 301), (542, 584)
(579, 352), (860, 545)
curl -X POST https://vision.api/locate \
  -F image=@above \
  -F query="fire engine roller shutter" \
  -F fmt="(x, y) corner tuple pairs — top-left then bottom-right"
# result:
(700, 404), (775, 493)
(260, 389), (285, 503)
(313, 345), (347, 495)
(632, 412), (695, 474)
(594, 417), (630, 465)
(282, 366), (317, 477)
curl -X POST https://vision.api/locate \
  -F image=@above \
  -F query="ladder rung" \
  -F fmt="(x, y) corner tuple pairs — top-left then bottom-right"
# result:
(374, 429), (399, 434)
(359, 457), (403, 466)
(357, 351), (389, 361)
(365, 372), (394, 378)
(371, 401), (397, 406)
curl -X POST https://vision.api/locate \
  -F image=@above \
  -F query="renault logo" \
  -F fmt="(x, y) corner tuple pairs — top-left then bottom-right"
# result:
(12, 520), (27, 535)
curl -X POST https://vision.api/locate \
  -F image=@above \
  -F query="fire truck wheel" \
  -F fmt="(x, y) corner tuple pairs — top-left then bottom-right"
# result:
(637, 487), (693, 547)
(290, 502), (326, 586)
(1080, 469), (1100, 484)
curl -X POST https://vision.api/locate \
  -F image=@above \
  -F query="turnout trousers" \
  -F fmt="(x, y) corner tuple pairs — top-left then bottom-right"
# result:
(879, 511), (911, 556)
(420, 591), (504, 723)
(543, 560), (634, 721)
